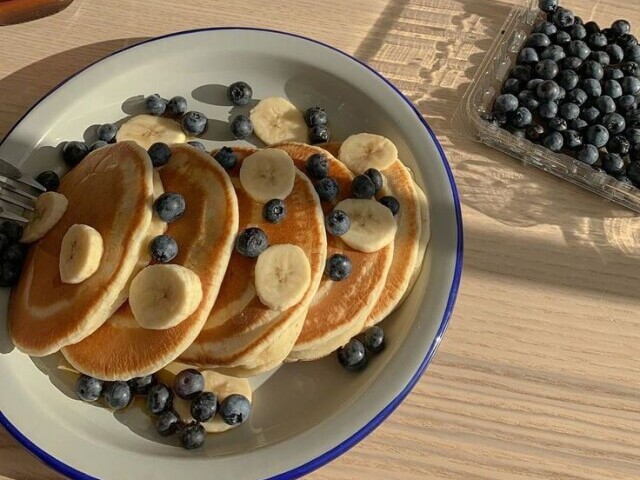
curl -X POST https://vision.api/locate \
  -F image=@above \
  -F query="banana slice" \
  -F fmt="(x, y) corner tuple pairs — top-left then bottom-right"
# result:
(239, 149), (296, 203)
(59, 224), (104, 284)
(335, 198), (397, 253)
(157, 362), (252, 434)
(338, 133), (398, 173)
(116, 114), (186, 150)
(129, 264), (202, 330)
(250, 97), (308, 145)
(254, 244), (311, 311)
(21, 192), (69, 243)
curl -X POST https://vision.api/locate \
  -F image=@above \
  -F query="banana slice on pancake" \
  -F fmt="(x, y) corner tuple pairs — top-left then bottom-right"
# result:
(116, 114), (186, 150)
(335, 198), (397, 253)
(129, 264), (203, 330)
(255, 244), (311, 311)
(59, 224), (104, 284)
(338, 133), (398, 173)
(250, 97), (308, 145)
(21, 191), (69, 243)
(239, 149), (296, 202)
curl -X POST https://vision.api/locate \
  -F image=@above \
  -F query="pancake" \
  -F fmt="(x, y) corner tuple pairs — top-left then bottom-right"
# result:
(179, 147), (326, 373)
(272, 143), (394, 362)
(322, 142), (429, 327)
(62, 145), (239, 380)
(9, 142), (154, 356)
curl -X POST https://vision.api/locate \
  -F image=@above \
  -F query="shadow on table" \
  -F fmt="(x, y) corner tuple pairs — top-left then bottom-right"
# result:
(353, 0), (640, 296)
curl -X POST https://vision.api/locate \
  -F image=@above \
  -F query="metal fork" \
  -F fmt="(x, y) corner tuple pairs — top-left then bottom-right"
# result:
(0, 158), (45, 224)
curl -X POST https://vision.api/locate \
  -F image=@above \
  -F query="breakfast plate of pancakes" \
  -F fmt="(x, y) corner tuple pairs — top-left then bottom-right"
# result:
(0, 28), (462, 480)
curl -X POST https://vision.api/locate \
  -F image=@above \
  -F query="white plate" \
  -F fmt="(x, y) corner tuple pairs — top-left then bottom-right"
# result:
(0, 28), (462, 480)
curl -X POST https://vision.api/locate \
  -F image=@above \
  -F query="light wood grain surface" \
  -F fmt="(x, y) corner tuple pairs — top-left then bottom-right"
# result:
(2, 0), (640, 479)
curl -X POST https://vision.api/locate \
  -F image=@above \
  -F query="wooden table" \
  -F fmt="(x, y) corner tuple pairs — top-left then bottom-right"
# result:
(2, 0), (640, 478)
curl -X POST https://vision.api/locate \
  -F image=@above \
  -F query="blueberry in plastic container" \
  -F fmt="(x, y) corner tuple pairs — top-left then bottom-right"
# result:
(602, 113), (626, 135)
(580, 60), (603, 80)
(561, 56), (582, 70)
(534, 59), (559, 79)
(617, 34), (638, 50)
(527, 124), (546, 142)
(587, 32), (608, 49)
(566, 88), (587, 106)
(525, 32), (551, 49)
(585, 125), (610, 148)
(625, 45), (640, 63)
(581, 78), (602, 98)
(518, 47), (539, 65)
(538, 0), (557, 14)
(533, 21), (557, 36)
(540, 45), (565, 62)
(567, 23), (586, 41)
(583, 21), (600, 37)
(568, 118), (588, 131)
(510, 107), (532, 128)
(527, 78), (545, 91)
(553, 30), (571, 46)
(557, 69), (579, 90)
(616, 95), (637, 114)
(580, 106), (600, 124)
(602, 153), (625, 175)
(536, 80), (560, 101)
(595, 95), (616, 115)
(502, 78), (522, 95)
(559, 102), (580, 120)
(607, 135), (630, 156)
(603, 79), (623, 99)
(566, 40), (590, 60)
(604, 68), (623, 81)
(606, 44), (625, 64)
(620, 61), (639, 77)
(563, 129), (583, 149)
(511, 65), (532, 82)
(542, 132), (564, 152)
(577, 144), (600, 165)
(611, 19), (631, 37)
(620, 76), (640, 95)
(548, 117), (567, 132)
(494, 94), (519, 113)
(539, 101), (558, 119)
(626, 110), (640, 128)
(518, 90), (539, 111)
(551, 7), (574, 28)
(589, 50), (609, 67)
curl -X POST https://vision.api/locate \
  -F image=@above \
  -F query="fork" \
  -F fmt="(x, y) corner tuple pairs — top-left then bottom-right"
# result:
(0, 157), (45, 224)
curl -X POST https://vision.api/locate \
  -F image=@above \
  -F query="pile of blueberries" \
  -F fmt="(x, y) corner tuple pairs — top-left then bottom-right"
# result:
(227, 80), (331, 144)
(485, 0), (640, 185)
(337, 325), (386, 371)
(75, 368), (251, 450)
(0, 220), (27, 287)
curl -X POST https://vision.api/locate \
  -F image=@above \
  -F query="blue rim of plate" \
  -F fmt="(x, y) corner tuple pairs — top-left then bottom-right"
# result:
(0, 27), (463, 480)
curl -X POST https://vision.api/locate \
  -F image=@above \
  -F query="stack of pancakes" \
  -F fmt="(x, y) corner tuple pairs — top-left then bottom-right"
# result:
(9, 138), (429, 380)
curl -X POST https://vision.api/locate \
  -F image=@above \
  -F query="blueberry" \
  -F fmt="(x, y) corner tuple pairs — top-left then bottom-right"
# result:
(213, 146), (237, 169)
(534, 59), (559, 79)
(538, 0), (557, 13)
(491, 111), (509, 127)
(502, 78), (522, 95)
(511, 65), (532, 82)
(581, 78), (602, 97)
(337, 338), (367, 371)
(536, 80), (560, 101)
(607, 135), (630, 156)
(190, 392), (218, 422)
(104, 381), (132, 410)
(145, 94), (167, 116)
(180, 422), (206, 449)
(325, 253), (352, 281)
(606, 44), (625, 64)
(566, 88), (587, 106)
(561, 56), (582, 70)
(618, 34), (639, 50)
(559, 102), (580, 120)
(97, 123), (117, 143)
(147, 383), (173, 415)
(533, 21), (557, 36)
(310, 125), (330, 144)
(568, 118), (589, 132)
(585, 124), (610, 148)
(0, 221), (22, 244)
(379, 195), (400, 215)
(174, 368), (204, 400)
(147, 142), (171, 167)
(602, 79), (623, 99)
(551, 7), (574, 28)
(89, 140), (107, 151)
(563, 129), (583, 149)
(352, 174), (376, 199)
(363, 168), (383, 193)
(227, 114), (252, 140)
(62, 140), (89, 166)
(363, 325), (385, 354)
(518, 47), (539, 65)
(552, 30), (571, 46)
(615, 174), (632, 184)
(305, 106), (328, 127)
(517, 90), (539, 111)
(156, 410), (182, 437)
(525, 32), (549, 49)
(74, 375), (103, 402)
(621, 76), (640, 95)
(305, 153), (329, 179)
(325, 210), (351, 236)
(494, 94), (519, 113)
(182, 111), (208, 136)
(233, 228), (267, 259)
(527, 78), (545, 91)
(617, 95), (637, 114)
(128, 374), (157, 396)
(627, 127), (640, 145)
(36, 171), (60, 192)
(315, 177), (339, 201)
(0, 234), (8, 255)
(620, 61), (639, 77)
(263, 199), (286, 224)
(540, 45), (565, 62)
(218, 394), (251, 425)
(602, 153), (625, 174)
(601, 27), (617, 43)
(542, 131), (564, 151)
(577, 144), (600, 164)
(584, 21), (600, 36)
(566, 40), (590, 60)
(0, 261), (21, 287)
(611, 18), (630, 35)
(187, 141), (206, 152)
(149, 234), (178, 263)
(581, 60), (604, 80)
(227, 81), (253, 106)
(526, 123), (546, 142)
(631, 144), (640, 162)
(603, 113), (626, 135)
(627, 161), (640, 187)
(548, 117), (567, 132)
(154, 192), (186, 223)
(557, 69), (579, 90)
(590, 50), (610, 66)
(507, 126), (526, 139)
(539, 101), (558, 119)
(604, 68), (624, 81)
(595, 95), (616, 115)
(625, 45), (640, 63)
(167, 96), (188, 116)
(587, 32), (608, 49)
(628, 110), (640, 128)
(556, 86), (566, 101)
(2, 243), (26, 264)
